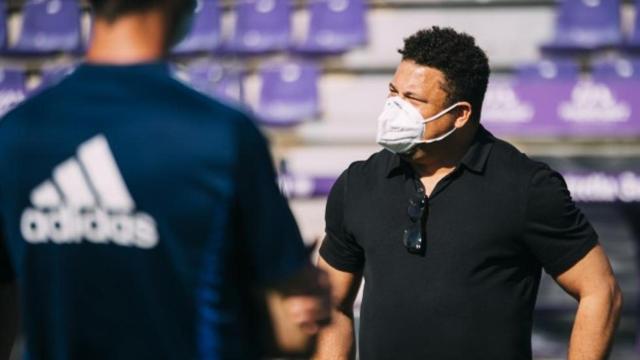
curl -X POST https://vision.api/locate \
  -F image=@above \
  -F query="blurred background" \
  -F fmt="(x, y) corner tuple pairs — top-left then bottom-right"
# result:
(0, 0), (638, 358)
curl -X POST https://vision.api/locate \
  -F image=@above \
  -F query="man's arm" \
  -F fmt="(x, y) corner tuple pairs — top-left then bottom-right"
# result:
(554, 245), (623, 360)
(0, 282), (18, 360)
(313, 256), (363, 360)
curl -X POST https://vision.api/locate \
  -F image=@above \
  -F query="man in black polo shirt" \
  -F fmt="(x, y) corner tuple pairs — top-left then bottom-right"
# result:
(315, 27), (622, 360)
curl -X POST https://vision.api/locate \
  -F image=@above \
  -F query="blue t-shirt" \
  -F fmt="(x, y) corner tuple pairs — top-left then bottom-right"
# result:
(0, 62), (309, 360)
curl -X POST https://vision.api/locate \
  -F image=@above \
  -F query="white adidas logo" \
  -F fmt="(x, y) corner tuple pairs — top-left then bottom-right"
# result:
(20, 135), (159, 249)
(558, 81), (631, 123)
(482, 82), (534, 123)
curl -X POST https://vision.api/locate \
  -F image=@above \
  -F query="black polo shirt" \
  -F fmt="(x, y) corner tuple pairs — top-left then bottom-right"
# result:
(319, 126), (598, 360)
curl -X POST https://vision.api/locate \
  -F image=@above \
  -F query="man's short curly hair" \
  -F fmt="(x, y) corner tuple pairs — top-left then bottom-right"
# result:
(399, 26), (490, 122)
(89, 0), (194, 23)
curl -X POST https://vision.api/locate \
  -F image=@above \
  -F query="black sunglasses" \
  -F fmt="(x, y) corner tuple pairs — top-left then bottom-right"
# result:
(403, 187), (427, 254)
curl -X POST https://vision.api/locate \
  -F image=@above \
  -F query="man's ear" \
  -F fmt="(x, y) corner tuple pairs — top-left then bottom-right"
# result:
(454, 102), (473, 128)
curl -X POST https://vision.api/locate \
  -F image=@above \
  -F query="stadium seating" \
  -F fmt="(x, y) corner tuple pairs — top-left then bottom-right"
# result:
(484, 60), (581, 133)
(0, 0), (7, 51)
(177, 61), (245, 104)
(225, 0), (291, 54)
(0, 68), (27, 117)
(480, 76), (537, 136)
(30, 66), (75, 95)
(296, 0), (368, 54)
(172, 0), (221, 55)
(13, 0), (83, 54)
(515, 59), (581, 81)
(624, 0), (640, 51)
(256, 60), (320, 126)
(542, 0), (623, 53)
(561, 58), (640, 136)
(592, 58), (640, 80)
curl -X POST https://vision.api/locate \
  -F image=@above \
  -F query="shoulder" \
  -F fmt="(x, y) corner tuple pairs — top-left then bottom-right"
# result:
(332, 149), (395, 195)
(488, 134), (554, 182)
(163, 76), (255, 125)
(344, 149), (395, 179)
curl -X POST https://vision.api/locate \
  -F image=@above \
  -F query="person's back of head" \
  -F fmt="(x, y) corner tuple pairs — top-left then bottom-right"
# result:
(87, 0), (196, 56)
(88, 0), (195, 22)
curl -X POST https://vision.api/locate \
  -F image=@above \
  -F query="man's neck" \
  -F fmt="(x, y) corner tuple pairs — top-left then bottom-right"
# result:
(86, 13), (168, 65)
(409, 124), (479, 179)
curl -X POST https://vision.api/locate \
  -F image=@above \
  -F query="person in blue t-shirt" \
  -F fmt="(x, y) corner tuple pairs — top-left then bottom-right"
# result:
(0, 0), (330, 359)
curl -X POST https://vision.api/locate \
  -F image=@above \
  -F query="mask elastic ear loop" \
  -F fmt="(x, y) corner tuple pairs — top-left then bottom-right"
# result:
(417, 102), (463, 144)
(420, 126), (458, 144)
(421, 102), (463, 124)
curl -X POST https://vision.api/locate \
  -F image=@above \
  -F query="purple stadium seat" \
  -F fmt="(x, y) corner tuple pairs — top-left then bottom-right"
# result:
(592, 58), (640, 80)
(480, 78), (536, 135)
(566, 58), (640, 136)
(543, 0), (623, 52)
(172, 0), (221, 55)
(296, 0), (367, 54)
(515, 59), (580, 81)
(0, 1), (7, 51)
(522, 58), (640, 136)
(480, 60), (579, 137)
(0, 69), (27, 117)
(624, 0), (640, 50)
(256, 60), (320, 126)
(225, 0), (291, 54)
(177, 61), (244, 104)
(510, 60), (580, 136)
(31, 66), (75, 95)
(13, 0), (83, 54)
(279, 174), (335, 198)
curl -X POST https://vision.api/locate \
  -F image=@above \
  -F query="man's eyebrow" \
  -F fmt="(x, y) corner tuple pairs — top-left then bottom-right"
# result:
(389, 82), (428, 102)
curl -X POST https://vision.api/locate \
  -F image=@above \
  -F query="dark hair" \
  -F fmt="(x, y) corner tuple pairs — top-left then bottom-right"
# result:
(88, 0), (194, 23)
(398, 26), (490, 122)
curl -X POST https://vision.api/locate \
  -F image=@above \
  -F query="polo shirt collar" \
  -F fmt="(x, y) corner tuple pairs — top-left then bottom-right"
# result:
(459, 125), (495, 174)
(385, 125), (495, 177)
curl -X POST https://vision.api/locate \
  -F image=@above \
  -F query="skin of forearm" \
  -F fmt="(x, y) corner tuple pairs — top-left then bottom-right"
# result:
(313, 308), (356, 360)
(567, 288), (623, 360)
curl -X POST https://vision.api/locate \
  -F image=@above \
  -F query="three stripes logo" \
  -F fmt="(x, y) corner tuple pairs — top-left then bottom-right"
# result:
(20, 135), (159, 249)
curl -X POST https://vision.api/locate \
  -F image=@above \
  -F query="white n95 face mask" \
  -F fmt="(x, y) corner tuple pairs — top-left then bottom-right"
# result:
(376, 96), (462, 154)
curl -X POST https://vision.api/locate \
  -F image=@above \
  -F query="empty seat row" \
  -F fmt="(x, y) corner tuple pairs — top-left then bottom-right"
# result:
(174, 57), (640, 133)
(483, 58), (640, 136)
(174, 59), (320, 126)
(161, 0), (369, 55)
(4, 57), (640, 133)
(1, 0), (84, 55)
(0, 0), (367, 55)
(544, 0), (640, 53)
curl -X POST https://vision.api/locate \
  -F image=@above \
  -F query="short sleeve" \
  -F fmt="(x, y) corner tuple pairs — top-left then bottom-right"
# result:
(319, 170), (365, 273)
(521, 166), (598, 277)
(234, 117), (308, 287)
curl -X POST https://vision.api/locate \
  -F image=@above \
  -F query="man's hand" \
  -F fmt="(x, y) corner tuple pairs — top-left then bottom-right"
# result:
(280, 265), (332, 331)
(267, 265), (332, 354)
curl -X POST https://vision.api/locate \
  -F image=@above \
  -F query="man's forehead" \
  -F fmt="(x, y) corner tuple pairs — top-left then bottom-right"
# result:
(392, 61), (447, 94)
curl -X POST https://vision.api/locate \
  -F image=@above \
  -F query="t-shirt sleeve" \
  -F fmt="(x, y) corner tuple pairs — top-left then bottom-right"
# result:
(319, 169), (365, 273)
(234, 116), (308, 287)
(521, 165), (598, 277)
